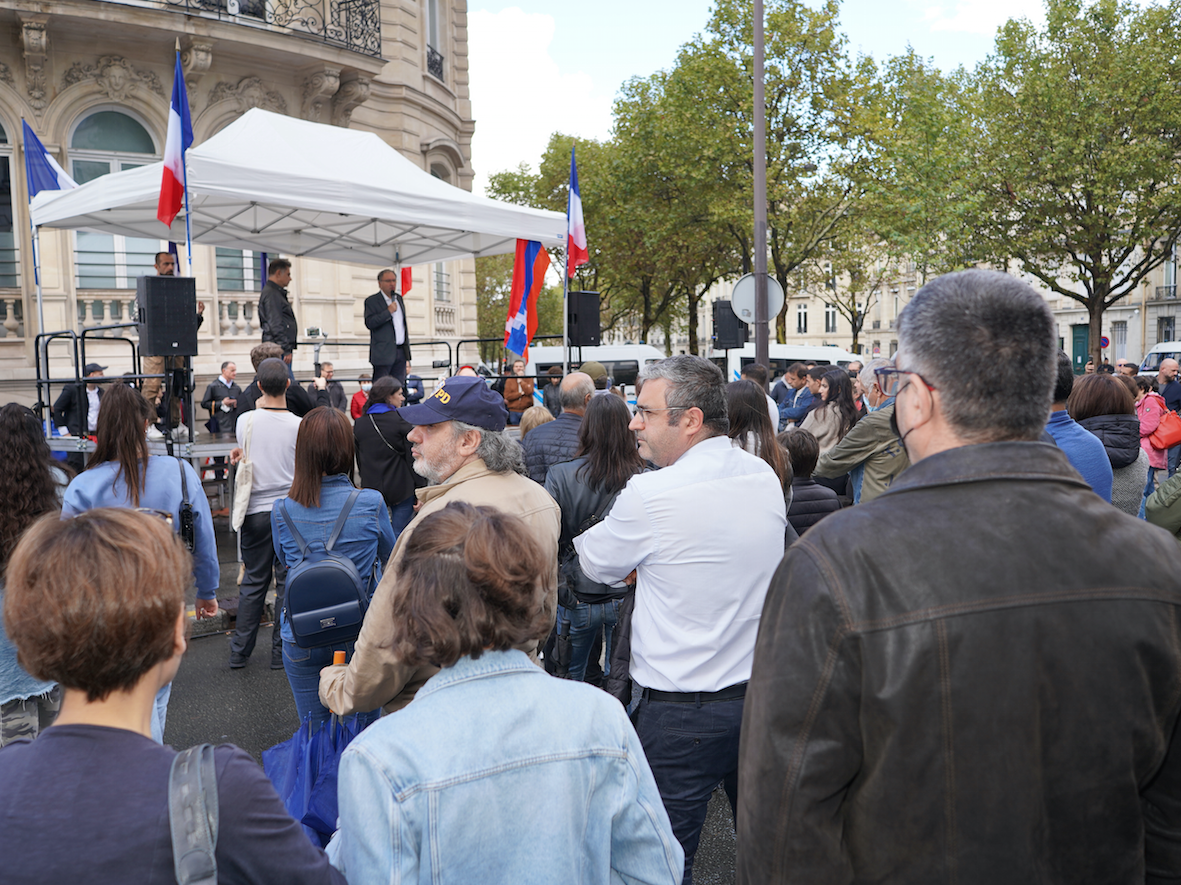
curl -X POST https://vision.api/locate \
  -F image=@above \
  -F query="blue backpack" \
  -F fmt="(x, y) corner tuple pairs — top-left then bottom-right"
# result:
(277, 490), (369, 649)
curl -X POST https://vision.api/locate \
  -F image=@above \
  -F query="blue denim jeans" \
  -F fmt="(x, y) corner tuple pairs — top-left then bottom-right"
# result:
(282, 640), (379, 731)
(389, 497), (416, 539)
(631, 694), (744, 885)
(558, 599), (619, 684)
(507, 411), (523, 426)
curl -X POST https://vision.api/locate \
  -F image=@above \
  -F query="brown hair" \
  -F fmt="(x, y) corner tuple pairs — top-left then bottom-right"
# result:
(88, 382), (153, 507)
(5, 508), (189, 701)
(289, 407), (355, 508)
(1067, 373), (1135, 421)
(1115, 373), (1139, 401)
(251, 341), (284, 370)
(779, 427), (820, 479)
(518, 405), (554, 439)
(0, 404), (67, 568)
(391, 502), (551, 669)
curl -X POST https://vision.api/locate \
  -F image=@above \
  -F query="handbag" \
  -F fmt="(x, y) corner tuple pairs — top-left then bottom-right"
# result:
(557, 489), (621, 609)
(231, 413), (255, 533)
(1150, 407), (1181, 450)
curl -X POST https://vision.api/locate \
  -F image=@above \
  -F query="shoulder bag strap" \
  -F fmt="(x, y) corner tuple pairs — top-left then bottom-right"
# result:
(368, 413), (397, 452)
(276, 500), (311, 557)
(325, 489), (362, 552)
(242, 412), (255, 461)
(169, 743), (218, 885)
(175, 457), (196, 552)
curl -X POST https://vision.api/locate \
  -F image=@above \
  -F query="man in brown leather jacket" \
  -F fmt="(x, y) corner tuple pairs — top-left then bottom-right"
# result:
(738, 269), (1181, 884)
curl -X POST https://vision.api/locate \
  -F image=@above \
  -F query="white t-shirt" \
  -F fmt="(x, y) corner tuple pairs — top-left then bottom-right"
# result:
(236, 409), (302, 515)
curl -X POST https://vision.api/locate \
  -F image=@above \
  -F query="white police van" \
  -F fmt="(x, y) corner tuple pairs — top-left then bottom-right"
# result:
(709, 342), (859, 382)
(524, 345), (667, 404)
(1140, 342), (1181, 375)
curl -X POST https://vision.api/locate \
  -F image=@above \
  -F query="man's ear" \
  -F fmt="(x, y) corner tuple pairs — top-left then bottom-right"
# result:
(683, 406), (706, 435)
(285, 378), (291, 390)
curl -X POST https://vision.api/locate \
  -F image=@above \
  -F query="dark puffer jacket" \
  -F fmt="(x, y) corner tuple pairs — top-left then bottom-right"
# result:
(1077, 412), (1141, 468)
(522, 412), (582, 484)
(787, 477), (841, 536)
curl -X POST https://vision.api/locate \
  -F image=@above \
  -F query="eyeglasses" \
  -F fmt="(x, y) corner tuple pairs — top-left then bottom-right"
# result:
(633, 405), (684, 423)
(874, 367), (936, 397)
(134, 507), (174, 527)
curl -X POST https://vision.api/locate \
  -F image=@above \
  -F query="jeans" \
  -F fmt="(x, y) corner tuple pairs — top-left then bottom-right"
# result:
(151, 683), (171, 744)
(558, 599), (619, 684)
(389, 496), (416, 539)
(232, 511), (287, 660)
(632, 693), (744, 885)
(1170, 444), (1180, 478)
(282, 640), (380, 731)
(507, 411), (523, 426)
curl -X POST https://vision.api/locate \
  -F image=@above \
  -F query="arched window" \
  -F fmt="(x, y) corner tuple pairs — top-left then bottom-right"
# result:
(0, 121), (18, 288)
(69, 110), (163, 291)
(429, 162), (451, 184)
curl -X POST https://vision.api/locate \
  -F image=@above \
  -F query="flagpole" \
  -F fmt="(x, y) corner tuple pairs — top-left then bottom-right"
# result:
(563, 152), (571, 376)
(176, 42), (193, 275)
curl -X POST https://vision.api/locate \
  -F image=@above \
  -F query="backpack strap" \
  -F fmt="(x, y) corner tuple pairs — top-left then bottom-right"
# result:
(169, 743), (218, 885)
(175, 457), (196, 552)
(326, 489), (362, 553)
(276, 500), (311, 557)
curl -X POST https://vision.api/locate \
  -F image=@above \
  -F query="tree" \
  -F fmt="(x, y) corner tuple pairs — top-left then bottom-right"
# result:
(969, 0), (1181, 361)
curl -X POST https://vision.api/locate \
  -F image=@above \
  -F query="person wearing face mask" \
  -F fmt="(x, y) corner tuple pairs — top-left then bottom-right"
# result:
(351, 374), (373, 420)
(812, 357), (910, 504)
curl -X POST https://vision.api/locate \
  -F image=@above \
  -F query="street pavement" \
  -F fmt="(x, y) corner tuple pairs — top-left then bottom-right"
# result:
(168, 513), (737, 881)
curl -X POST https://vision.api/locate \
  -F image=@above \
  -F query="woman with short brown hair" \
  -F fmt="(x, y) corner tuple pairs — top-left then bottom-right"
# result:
(1068, 373), (1149, 515)
(0, 508), (345, 885)
(329, 502), (683, 884)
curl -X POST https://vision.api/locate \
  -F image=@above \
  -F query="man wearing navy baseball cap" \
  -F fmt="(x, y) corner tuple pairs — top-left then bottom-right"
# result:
(319, 373), (561, 716)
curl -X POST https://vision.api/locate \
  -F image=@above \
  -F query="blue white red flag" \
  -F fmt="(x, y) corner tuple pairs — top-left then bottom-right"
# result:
(566, 146), (588, 277)
(22, 120), (77, 199)
(157, 51), (194, 227)
(504, 239), (550, 360)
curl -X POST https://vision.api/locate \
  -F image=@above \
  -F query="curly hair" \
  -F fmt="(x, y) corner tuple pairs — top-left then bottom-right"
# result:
(0, 404), (67, 568)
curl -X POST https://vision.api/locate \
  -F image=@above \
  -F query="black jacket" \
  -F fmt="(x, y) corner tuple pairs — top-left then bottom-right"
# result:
(786, 476), (841, 535)
(239, 377), (328, 418)
(362, 292), (412, 366)
(522, 412), (582, 484)
(200, 379), (243, 434)
(258, 281), (297, 353)
(739, 441), (1181, 885)
(354, 407), (423, 508)
(52, 383), (101, 436)
(307, 380), (348, 412)
(1077, 412), (1141, 469)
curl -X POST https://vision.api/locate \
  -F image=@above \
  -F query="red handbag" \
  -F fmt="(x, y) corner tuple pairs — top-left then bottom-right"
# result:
(1149, 407), (1181, 450)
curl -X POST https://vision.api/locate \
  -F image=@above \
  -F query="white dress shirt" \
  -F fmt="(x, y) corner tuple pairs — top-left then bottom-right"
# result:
(575, 435), (786, 692)
(384, 293), (406, 346)
(764, 392), (778, 428)
(86, 387), (101, 433)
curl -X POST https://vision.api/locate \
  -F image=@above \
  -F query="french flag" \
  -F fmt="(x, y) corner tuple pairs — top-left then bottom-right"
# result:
(22, 120), (77, 199)
(567, 146), (588, 277)
(504, 239), (550, 359)
(157, 50), (193, 227)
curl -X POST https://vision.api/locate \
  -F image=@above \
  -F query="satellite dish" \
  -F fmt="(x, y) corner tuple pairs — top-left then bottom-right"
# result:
(730, 273), (785, 324)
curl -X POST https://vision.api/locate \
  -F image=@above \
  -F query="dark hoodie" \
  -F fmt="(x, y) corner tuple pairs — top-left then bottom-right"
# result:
(1076, 413), (1141, 469)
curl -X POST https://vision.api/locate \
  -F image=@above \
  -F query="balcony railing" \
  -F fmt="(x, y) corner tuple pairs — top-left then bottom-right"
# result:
(1157, 285), (1177, 300)
(427, 45), (445, 82)
(138, 0), (382, 57)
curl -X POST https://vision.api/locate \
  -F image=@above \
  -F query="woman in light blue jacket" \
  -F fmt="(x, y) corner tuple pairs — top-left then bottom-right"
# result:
(328, 502), (683, 885)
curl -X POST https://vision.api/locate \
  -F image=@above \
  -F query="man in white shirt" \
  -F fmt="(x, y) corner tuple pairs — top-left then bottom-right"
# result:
(363, 269), (412, 385)
(575, 354), (786, 885)
(228, 358), (302, 670)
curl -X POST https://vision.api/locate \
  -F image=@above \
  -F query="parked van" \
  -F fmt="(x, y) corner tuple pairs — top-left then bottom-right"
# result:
(1140, 342), (1181, 375)
(708, 343), (859, 382)
(524, 344), (667, 388)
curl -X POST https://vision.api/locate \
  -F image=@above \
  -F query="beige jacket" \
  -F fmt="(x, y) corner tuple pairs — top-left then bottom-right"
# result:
(318, 458), (561, 715)
(799, 404), (844, 453)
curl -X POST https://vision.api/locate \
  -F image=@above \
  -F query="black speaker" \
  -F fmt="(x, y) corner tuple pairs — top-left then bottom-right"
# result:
(137, 275), (198, 356)
(568, 290), (601, 347)
(712, 300), (748, 350)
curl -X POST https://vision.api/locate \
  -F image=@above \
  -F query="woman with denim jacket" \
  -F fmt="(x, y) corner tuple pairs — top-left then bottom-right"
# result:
(271, 407), (395, 729)
(328, 502), (683, 885)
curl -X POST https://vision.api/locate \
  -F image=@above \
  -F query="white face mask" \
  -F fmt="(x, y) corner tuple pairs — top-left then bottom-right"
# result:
(361, 383), (372, 392)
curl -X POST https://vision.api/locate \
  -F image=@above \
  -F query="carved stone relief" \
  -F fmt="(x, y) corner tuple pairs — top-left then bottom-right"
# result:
(301, 67), (341, 124)
(20, 16), (49, 113)
(181, 39), (214, 90)
(331, 74), (371, 128)
(62, 56), (164, 102)
(207, 77), (288, 114)
(0, 62), (13, 88)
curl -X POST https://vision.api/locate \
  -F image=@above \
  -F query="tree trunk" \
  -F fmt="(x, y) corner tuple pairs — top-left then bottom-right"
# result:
(1088, 282), (1110, 368)
(688, 288), (700, 355)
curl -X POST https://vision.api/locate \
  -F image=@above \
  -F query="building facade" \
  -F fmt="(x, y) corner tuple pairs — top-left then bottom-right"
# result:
(0, 0), (477, 399)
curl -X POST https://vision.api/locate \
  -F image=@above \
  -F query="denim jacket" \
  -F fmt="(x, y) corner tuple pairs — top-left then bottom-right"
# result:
(328, 649), (684, 884)
(271, 475), (395, 643)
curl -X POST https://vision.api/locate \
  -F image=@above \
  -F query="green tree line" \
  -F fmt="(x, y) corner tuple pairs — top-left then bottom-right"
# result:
(477, 0), (1181, 363)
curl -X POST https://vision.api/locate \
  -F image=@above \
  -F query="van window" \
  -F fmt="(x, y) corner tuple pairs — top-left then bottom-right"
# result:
(603, 360), (640, 385)
(1141, 351), (1181, 372)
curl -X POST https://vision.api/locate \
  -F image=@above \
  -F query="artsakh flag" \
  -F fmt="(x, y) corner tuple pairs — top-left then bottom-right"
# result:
(566, 146), (588, 277)
(157, 51), (193, 227)
(504, 239), (550, 360)
(401, 266), (412, 295)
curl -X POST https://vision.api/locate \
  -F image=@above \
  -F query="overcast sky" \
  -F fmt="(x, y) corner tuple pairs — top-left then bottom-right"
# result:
(466, 0), (1053, 194)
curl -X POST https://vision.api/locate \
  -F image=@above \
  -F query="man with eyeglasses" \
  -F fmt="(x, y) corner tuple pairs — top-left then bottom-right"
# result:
(575, 354), (786, 885)
(739, 269), (1181, 884)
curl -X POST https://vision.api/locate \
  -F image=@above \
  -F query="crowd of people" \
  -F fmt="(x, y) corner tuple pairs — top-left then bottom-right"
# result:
(3, 267), (1181, 884)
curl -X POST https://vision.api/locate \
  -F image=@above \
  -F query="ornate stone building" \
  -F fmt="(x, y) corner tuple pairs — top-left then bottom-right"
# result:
(0, 0), (477, 396)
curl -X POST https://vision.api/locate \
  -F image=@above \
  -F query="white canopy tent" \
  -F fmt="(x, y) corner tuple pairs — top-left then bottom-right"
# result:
(30, 108), (566, 267)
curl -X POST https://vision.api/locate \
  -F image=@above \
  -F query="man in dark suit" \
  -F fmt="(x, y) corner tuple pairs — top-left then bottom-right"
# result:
(52, 362), (105, 472)
(200, 360), (242, 434)
(363, 268), (412, 385)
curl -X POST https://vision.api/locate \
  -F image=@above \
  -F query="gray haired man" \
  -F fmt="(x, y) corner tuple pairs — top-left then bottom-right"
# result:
(739, 269), (1181, 883)
(319, 375), (560, 716)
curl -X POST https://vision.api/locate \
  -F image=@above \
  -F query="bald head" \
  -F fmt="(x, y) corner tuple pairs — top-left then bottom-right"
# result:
(559, 372), (595, 415)
(1159, 358), (1179, 385)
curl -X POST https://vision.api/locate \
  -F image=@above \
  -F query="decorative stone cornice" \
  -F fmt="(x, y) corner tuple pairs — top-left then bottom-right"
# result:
(181, 39), (214, 91)
(331, 73), (370, 128)
(20, 15), (49, 113)
(208, 76), (287, 114)
(301, 67), (341, 123)
(62, 56), (164, 102)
